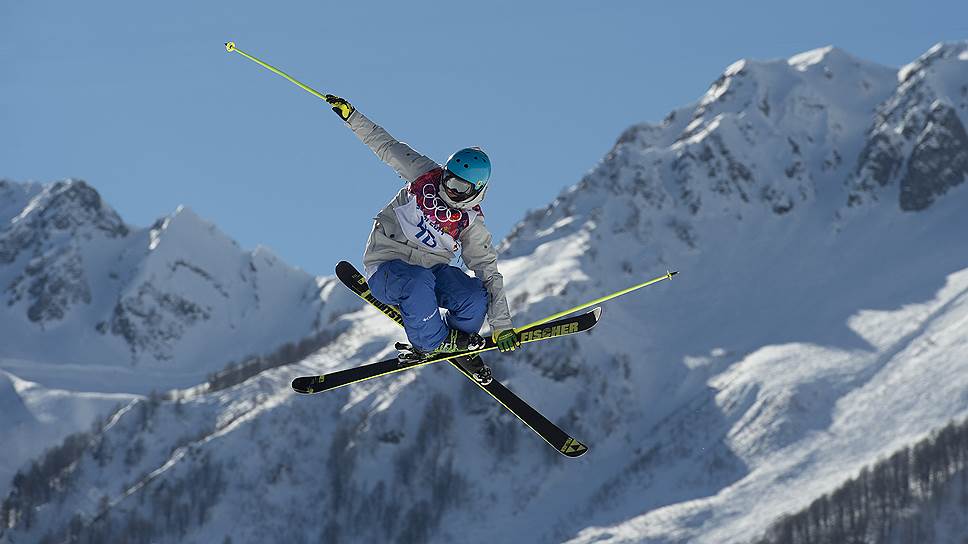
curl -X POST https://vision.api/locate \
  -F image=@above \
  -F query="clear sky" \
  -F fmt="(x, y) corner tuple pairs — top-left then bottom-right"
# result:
(3, 1), (966, 276)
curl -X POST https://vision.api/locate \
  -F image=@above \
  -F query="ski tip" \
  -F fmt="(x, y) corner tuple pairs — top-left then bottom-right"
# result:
(591, 306), (603, 321)
(561, 438), (589, 457)
(335, 260), (360, 279)
(291, 375), (323, 395)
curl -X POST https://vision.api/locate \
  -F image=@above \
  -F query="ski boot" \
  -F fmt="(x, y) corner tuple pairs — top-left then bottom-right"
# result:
(396, 329), (486, 365)
(456, 355), (492, 386)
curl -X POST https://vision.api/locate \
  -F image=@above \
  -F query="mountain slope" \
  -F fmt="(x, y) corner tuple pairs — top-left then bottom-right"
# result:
(2, 42), (968, 544)
(0, 370), (136, 500)
(755, 417), (968, 544)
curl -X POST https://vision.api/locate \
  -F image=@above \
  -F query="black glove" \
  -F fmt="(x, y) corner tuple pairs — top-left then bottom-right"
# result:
(324, 94), (354, 122)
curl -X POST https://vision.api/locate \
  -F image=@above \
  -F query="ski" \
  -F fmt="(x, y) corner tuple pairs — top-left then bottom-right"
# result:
(291, 260), (591, 457)
(292, 309), (599, 392)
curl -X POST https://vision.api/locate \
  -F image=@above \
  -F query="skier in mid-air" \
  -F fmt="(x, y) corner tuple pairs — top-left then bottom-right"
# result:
(323, 94), (521, 385)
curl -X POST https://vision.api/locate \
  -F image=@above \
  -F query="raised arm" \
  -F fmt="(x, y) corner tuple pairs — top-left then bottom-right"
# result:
(325, 95), (437, 183)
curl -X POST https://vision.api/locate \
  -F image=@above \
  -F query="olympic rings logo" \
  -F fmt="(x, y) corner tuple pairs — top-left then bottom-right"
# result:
(420, 183), (465, 224)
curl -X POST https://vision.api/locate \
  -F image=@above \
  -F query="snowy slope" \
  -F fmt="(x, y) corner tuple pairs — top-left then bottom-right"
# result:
(2, 42), (968, 544)
(0, 370), (137, 499)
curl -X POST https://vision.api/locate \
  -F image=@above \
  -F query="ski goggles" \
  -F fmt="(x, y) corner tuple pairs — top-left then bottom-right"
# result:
(442, 172), (476, 200)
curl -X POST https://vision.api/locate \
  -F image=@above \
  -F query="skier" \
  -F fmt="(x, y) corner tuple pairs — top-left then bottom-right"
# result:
(323, 94), (521, 385)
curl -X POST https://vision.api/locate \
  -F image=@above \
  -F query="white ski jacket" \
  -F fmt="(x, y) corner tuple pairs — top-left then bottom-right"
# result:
(347, 110), (513, 332)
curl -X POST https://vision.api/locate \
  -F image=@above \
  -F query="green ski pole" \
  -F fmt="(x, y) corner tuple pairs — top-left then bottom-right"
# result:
(225, 42), (329, 103)
(516, 270), (677, 332)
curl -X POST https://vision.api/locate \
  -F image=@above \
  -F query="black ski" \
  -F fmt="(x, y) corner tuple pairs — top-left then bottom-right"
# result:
(291, 260), (592, 457)
(292, 310), (598, 392)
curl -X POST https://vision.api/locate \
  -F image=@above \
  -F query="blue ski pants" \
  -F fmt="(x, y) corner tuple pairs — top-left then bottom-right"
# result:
(368, 260), (488, 352)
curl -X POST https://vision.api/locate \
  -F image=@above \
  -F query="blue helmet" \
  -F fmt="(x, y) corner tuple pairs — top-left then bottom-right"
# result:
(445, 147), (491, 191)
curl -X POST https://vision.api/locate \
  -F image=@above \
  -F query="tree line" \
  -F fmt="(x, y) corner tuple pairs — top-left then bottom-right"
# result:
(205, 324), (345, 392)
(1, 321), (345, 539)
(755, 415), (968, 544)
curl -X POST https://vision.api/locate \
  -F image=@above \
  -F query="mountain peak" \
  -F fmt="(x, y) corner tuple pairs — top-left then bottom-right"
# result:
(847, 40), (968, 212)
(899, 40), (968, 83)
(787, 45), (858, 71)
(163, 205), (209, 232)
(0, 180), (43, 226)
(1, 179), (128, 271)
(694, 45), (893, 124)
(10, 179), (128, 238)
(148, 204), (238, 253)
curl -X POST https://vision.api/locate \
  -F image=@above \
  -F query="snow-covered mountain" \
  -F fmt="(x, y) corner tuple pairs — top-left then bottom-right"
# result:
(3, 42), (968, 544)
(0, 179), (352, 386)
(0, 181), (356, 498)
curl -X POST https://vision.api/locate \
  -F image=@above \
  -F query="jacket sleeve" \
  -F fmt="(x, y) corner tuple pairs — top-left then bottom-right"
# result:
(345, 109), (438, 183)
(459, 220), (513, 332)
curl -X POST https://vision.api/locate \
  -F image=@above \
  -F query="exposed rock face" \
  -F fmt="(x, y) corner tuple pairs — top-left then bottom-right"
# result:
(8, 249), (91, 323)
(107, 283), (212, 361)
(848, 42), (968, 211)
(1, 181), (124, 323)
(899, 101), (968, 211)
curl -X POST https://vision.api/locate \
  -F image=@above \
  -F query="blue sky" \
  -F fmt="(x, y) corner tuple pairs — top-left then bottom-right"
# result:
(3, 1), (966, 275)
